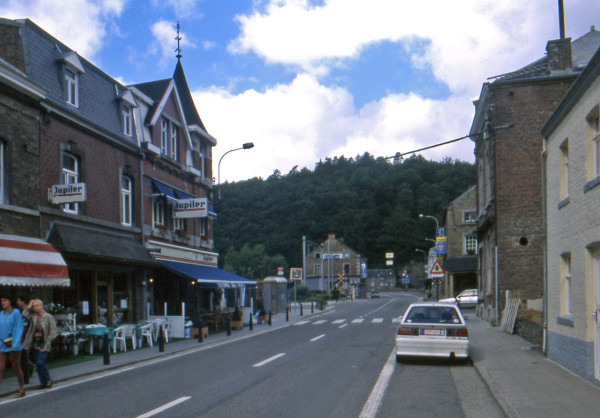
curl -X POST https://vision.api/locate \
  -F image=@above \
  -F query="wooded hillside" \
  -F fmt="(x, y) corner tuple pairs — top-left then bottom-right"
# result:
(213, 153), (475, 273)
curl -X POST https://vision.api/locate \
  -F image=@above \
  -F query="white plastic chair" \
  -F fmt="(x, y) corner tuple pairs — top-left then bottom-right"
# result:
(124, 324), (137, 349)
(113, 326), (127, 353)
(139, 323), (153, 347)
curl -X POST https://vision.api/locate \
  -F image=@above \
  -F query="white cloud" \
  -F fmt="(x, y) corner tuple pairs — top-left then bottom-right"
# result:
(0, 0), (125, 62)
(150, 20), (197, 65)
(195, 73), (476, 182)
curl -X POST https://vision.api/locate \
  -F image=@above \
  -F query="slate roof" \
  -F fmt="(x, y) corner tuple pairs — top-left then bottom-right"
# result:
(0, 18), (138, 149)
(489, 29), (600, 83)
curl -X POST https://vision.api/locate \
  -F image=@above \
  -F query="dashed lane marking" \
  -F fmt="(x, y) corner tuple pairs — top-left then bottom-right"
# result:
(313, 320), (327, 325)
(372, 318), (384, 323)
(293, 321), (310, 326)
(352, 318), (365, 323)
(332, 319), (345, 324)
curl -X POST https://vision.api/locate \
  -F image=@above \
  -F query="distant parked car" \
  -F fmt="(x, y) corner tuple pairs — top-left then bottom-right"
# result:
(371, 291), (380, 298)
(395, 302), (469, 362)
(438, 289), (478, 308)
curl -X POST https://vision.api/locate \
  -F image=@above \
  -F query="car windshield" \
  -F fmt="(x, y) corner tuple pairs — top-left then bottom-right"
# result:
(404, 306), (463, 324)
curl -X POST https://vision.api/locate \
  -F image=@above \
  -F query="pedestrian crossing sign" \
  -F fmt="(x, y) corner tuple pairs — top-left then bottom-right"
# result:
(430, 260), (445, 275)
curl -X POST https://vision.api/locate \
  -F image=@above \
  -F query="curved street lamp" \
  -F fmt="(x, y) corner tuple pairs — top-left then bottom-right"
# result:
(415, 248), (427, 263)
(217, 142), (254, 198)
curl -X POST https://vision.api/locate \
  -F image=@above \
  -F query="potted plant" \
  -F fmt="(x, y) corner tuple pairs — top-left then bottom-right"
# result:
(256, 299), (268, 324)
(230, 303), (244, 330)
(191, 311), (208, 339)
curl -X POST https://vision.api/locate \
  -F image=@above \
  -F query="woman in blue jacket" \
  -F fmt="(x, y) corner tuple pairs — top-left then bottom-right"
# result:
(0, 291), (25, 398)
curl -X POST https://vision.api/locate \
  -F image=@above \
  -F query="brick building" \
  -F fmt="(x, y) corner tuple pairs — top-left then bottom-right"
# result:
(541, 44), (600, 383)
(442, 185), (477, 299)
(469, 29), (600, 324)
(0, 18), (254, 326)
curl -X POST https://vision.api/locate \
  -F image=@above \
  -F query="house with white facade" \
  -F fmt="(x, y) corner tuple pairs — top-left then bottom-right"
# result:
(541, 45), (600, 384)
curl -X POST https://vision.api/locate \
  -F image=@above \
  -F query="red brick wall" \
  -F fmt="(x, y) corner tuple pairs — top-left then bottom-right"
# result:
(491, 79), (573, 298)
(39, 116), (141, 230)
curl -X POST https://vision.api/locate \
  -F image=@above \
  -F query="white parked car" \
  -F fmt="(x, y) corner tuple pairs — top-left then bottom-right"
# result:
(438, 289), (478, 308)
(395, 302), (469, 362)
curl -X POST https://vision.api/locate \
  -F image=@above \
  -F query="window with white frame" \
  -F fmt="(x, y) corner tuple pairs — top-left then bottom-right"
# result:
(561, 253), (572, 316)
(120, 176), (132, 226)
(152, 197), (165, 227)
(122, 106), (132, 136)
(464, 233), (478, 254)
(62, 153), (79, 213)
(559, 140), (569, 200)
(463, 210), (477, 224)
(198, 142), (205, 177)
(170, 124), (177, 160)
(65, 69), (79, 107)
(0, 140), (4, 204)
(199, 218), (207, 236)
(592, 115), (600, 177)
(160, 120), (168, 155)
(314, 264), (321, 276)
(173, 217), (185, 231)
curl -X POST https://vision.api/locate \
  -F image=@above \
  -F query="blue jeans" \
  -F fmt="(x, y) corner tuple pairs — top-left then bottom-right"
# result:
(33, 350), (51, 385)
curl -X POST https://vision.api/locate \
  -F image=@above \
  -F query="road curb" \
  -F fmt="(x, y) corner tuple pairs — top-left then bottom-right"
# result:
(471, 358), (520, 418)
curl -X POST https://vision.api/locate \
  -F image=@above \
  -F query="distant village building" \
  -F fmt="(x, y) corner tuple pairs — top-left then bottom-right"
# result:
(469, 28), (600, 324)
(541, 43), (600, 384)
(304, 233), (366, 297)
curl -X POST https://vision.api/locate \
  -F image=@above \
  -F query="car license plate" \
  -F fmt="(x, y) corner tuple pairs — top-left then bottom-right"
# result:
(421, 329), (446, 336)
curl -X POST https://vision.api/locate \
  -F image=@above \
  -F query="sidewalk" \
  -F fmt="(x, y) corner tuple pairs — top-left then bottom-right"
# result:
(468, 315), (600, 417)
(0, 301), (330, 399)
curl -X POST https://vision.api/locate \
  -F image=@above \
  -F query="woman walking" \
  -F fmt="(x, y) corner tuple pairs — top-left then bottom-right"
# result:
(0, 291), (26, 398)
(23, 299), (56, 389)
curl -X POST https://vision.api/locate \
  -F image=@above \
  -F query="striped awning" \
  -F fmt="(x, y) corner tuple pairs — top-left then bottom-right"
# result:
(0, 233), (70, 287)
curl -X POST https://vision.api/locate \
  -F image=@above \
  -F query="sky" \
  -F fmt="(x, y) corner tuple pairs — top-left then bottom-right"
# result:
(1, 0), (599, 182)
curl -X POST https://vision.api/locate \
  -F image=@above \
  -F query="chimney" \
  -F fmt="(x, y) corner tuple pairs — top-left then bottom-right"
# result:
(546, 37), (572, 73)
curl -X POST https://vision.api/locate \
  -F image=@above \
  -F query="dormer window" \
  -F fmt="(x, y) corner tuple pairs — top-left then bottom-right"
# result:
(65, 69), (79, 107)
(122, 105), (132, 136)
(60, 51), (85, 108)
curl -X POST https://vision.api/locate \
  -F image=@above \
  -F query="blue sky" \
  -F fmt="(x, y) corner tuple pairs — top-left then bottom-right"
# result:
(1, 0), (599, 182)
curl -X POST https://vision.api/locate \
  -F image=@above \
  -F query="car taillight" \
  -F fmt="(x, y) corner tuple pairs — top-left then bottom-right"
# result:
(397, 327), (418, 336)
(447, 328), (469, 337)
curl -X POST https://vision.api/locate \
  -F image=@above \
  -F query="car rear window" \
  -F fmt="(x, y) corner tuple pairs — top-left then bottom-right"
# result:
(404, 306), (463, 324)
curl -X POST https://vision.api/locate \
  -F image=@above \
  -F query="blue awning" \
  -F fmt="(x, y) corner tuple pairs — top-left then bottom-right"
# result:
(152, 180), (177, 200)
(174, 189), (192, 200)
(160, 261), (256, 288)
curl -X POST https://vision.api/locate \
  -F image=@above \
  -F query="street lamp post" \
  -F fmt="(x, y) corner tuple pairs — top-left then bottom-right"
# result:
(217, 142), (254, 198)
(420, 213), (440, 300)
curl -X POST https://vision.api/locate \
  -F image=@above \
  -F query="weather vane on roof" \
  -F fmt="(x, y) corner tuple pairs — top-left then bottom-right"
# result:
(175, 22), (182, 60)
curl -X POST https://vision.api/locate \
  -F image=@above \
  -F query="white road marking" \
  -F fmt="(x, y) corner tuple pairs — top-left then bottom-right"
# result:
(293, 321), (310, 326)
(313, 320), (327, 325)
(352, 318), (364, 323)
(359, 348), (396, 418)
(392, 317), (401, 322)
(339, 324), (348, 328)
(372, 318), (384, 323)
(310, 334), (326, 342)
(135, 396), (191, 418)
(253, 353), (286, 367)
(332, 319), (345, 324)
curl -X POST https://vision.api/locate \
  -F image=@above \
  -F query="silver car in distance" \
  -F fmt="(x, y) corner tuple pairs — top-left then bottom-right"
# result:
(395, 302), (469, 362)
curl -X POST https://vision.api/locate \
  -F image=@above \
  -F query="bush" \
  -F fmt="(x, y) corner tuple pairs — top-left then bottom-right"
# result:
(295, 285), (311, 301)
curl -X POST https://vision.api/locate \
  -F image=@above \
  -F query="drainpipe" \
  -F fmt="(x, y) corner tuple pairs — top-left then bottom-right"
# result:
(541, 146), (549, 354)
(495, 246), (499, 324)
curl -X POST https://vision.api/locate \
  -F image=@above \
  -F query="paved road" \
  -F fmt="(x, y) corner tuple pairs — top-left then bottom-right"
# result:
(0, 294), (503, 417)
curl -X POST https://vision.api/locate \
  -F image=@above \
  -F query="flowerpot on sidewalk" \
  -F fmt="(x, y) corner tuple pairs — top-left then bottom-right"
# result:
(191, 326), (208, 339)
(230, 320), (244, 330)
(257, 315), (268, 324)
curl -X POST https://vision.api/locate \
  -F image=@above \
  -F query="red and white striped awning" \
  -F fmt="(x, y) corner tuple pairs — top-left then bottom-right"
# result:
(0, 233), (70, 287)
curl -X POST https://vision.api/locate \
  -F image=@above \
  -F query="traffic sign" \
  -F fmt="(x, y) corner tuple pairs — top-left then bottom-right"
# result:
(429, 259), (445, 275)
